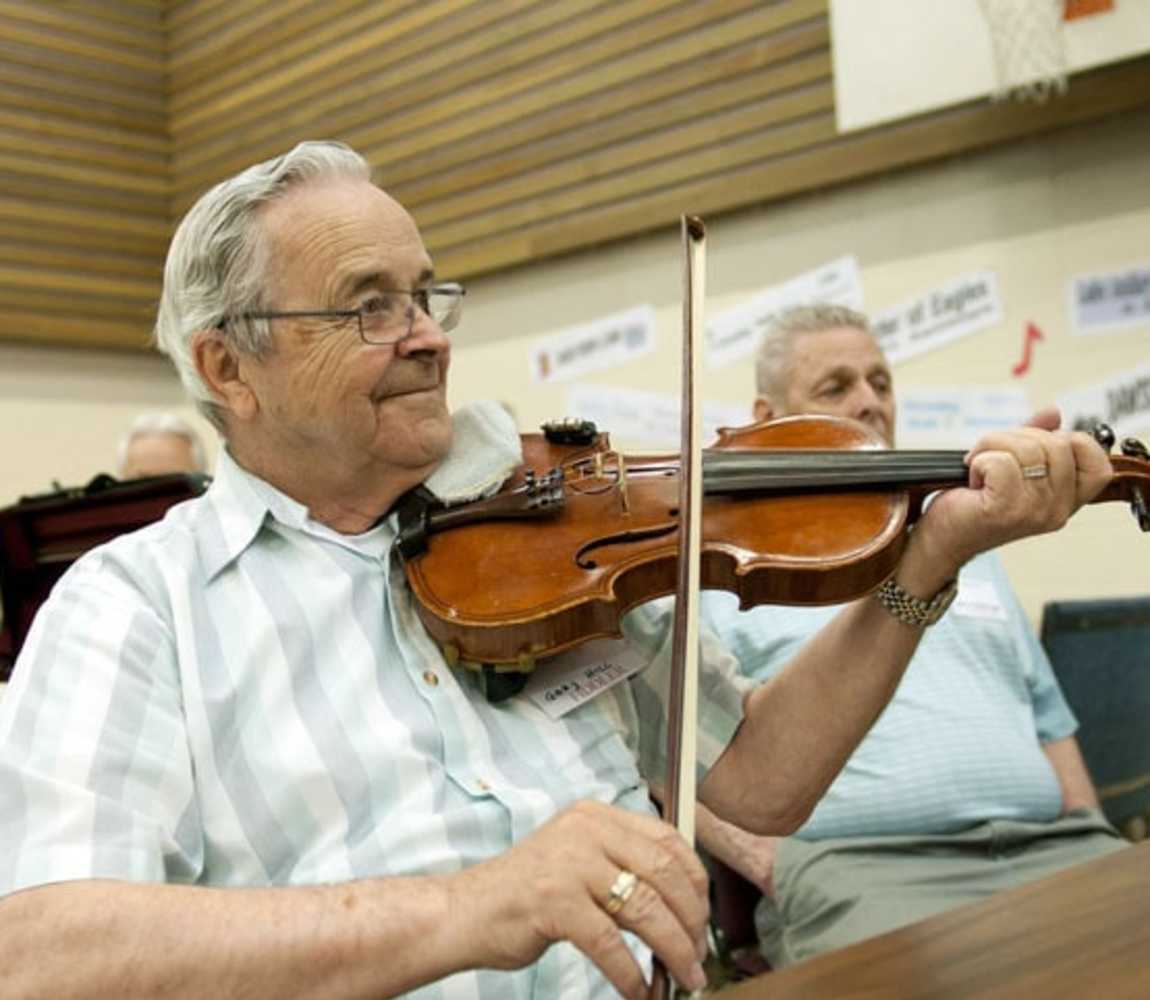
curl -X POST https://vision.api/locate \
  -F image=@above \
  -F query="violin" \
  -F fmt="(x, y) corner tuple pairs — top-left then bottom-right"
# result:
(398, 415), (1150, 673)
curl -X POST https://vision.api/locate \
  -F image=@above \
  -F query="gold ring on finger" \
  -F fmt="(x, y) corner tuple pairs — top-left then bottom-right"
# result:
(605, 869), (638, 916)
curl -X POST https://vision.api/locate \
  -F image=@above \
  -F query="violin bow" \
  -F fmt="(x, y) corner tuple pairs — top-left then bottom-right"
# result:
(652, 215), (707, 1000)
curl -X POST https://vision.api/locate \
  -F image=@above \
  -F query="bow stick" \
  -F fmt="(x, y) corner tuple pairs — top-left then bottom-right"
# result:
(652, 215), (707, 999)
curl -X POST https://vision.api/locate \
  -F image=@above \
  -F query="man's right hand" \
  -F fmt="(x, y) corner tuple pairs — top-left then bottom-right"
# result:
(446, 800), (710, 999)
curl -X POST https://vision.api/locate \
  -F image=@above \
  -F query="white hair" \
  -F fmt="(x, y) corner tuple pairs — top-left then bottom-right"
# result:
(153, 140), (373, 430)
(754, 303), (875, 402)
(116, 411), (207, 475)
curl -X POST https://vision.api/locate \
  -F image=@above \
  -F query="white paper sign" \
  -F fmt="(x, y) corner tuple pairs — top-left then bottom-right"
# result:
(1069, 264), (1150, 335)
(896, 385), (1031, 448)
(530, 305), (655, 384)
(524, 639), (648, 720)
(1057, 362), (1150, 439)
(873, 271), (1003, 365)
(705, 256), (864, 368)
(566, 383), (748, 448)
(952, 578), (1009, 622)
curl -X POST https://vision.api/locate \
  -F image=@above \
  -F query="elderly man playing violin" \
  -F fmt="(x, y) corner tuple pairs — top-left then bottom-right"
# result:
(692, 304), (1127, 969)
(0, 142), (1114, 1000)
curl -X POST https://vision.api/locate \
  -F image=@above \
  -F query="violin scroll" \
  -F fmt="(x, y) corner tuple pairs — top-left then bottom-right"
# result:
(1090, 423), (1150, 532)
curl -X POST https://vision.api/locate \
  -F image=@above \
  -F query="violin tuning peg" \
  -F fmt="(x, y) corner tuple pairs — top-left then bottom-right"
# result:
(1121, 437), (1149, 461)
(1130, 487), (1150, 533)
(1091, 423), (1116, 451)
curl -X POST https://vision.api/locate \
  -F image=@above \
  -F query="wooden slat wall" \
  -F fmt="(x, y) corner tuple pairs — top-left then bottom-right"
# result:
(167, 0), (1150, 282)
(4, 0), (1150, 350)
(168, 0), (837, 280)
(0, 0), (167, 349)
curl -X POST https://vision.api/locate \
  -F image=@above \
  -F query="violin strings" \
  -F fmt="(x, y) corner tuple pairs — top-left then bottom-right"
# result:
(596, 450), (971, 494)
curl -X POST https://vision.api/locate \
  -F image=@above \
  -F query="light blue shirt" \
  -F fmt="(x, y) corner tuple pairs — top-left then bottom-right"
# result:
(702, 552), (1077, 839)
(0, 403), (748, 1000)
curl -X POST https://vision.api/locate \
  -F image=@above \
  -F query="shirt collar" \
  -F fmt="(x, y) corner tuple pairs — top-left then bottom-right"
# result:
(197, 400), (522, 580)
(197, 447), (275, 580)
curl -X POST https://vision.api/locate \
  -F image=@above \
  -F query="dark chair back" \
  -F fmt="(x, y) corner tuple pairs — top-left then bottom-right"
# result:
(704, 853), (771, 980)
(0, 473), (207, 680)
(1040, 596), (1150, 836)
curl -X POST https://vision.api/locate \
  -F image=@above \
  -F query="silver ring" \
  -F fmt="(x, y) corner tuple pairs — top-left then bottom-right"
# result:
(1021, 464), (1049, 479)
(605, 869), (638, 916)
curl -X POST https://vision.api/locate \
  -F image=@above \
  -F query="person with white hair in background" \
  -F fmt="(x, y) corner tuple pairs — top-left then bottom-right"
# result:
(117, 410), (208, 479)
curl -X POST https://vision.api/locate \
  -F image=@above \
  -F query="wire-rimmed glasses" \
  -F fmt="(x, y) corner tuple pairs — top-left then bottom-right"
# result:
(221, 282), (465, 344)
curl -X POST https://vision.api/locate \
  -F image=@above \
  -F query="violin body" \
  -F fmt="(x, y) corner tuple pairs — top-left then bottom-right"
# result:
(405, 416), (920, 669)
(403, 414), (1150, 670)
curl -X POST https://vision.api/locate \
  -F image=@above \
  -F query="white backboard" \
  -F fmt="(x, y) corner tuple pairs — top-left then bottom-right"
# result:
(832, 0), (1150, 132)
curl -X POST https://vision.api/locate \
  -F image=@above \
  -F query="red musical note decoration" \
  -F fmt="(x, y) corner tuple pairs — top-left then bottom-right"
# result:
(1064, 0), (1115, 22)
(1011, 322), (1044, 377)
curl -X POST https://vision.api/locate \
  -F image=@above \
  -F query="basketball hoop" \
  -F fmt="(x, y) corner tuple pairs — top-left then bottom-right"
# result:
(978, 0), (1069, 102)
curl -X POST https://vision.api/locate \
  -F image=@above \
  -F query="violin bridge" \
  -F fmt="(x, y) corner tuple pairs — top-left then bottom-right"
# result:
(617, 454), (631, 514)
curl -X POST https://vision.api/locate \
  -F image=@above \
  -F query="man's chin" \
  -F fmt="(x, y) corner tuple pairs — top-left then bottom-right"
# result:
(378, 420), (453, 473)
(374, 390), (450, 445)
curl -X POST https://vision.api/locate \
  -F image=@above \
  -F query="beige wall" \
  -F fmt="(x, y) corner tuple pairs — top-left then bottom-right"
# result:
(0, 342), (215, 497)
(2, 108), (1146, 625)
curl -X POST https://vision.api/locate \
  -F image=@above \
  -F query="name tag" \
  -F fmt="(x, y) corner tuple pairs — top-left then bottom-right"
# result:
(952, 578), (1009, 621)
(525, 638), (647, 719)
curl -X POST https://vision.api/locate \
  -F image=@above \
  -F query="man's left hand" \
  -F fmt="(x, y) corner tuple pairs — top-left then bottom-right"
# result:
(914, 408), (1112, 577)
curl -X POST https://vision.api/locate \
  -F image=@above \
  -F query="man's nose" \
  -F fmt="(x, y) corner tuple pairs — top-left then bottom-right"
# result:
(855, 383), (878, 416)
(851, 383), (882, 419)
(396, 306), (450, 358)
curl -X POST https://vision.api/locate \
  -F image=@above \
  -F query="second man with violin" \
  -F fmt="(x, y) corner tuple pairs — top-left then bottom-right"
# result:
(0, 142), (1116, 1000)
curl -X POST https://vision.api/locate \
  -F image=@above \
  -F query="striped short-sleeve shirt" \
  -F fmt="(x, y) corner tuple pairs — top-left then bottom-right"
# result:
(0, 404), (748, 1000)
(702, 551), (1076, 840)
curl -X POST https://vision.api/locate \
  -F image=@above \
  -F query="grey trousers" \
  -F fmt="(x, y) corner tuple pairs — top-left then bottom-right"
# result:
(756, 809), (1127, 968)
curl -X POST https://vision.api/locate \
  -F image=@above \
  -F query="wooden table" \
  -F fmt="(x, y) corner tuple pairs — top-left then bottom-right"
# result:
(718, 840), (1150, 999)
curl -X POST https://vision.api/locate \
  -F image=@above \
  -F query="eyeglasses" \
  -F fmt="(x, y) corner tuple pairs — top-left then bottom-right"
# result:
(221, 282), (465, 345)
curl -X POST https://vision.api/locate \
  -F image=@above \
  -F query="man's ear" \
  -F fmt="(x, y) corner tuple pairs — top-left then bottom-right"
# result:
(192, 330), (258, 423)
(752, 396), (777, 423)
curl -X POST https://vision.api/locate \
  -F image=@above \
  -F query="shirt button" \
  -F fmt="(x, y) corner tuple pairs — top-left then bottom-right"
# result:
(422, 670), (439, 687)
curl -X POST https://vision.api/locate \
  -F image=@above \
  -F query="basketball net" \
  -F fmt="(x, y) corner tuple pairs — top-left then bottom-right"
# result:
(978, 0), (1069, 101)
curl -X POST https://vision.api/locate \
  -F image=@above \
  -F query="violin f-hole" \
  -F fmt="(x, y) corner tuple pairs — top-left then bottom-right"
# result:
(575, 523), (677, 568)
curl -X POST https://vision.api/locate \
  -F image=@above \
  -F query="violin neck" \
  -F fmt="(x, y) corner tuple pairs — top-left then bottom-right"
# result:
(703, 449), (970, 495)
